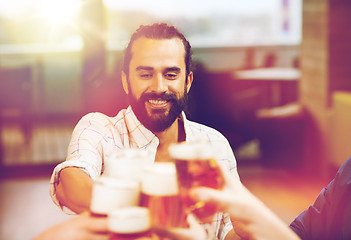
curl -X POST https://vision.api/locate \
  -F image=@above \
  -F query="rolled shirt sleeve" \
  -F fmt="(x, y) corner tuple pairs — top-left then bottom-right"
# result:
(49, 113), (114, 213)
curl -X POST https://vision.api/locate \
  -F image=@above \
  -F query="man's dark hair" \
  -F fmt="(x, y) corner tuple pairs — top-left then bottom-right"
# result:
(123, 23), (192, 77)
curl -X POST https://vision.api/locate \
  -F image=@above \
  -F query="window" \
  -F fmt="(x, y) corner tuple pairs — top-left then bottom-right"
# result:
(103, 0), (302, 50)
(0, 0), (83, 49)
(0, 0), (301, 49)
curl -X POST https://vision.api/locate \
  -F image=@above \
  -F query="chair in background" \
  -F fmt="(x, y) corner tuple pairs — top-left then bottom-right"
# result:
(255, 102), (306, 169)
(188, 62), (264, 151)
(0, 66), (33, 154)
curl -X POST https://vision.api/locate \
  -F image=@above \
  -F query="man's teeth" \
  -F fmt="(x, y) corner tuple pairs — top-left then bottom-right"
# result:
(149, 99), (166, 104)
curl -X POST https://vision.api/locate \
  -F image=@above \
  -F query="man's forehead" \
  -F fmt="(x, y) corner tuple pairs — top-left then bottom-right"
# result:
(128, 37), (186, 72)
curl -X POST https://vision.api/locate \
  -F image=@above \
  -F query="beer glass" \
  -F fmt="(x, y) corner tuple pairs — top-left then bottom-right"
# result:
(104, 148), (153, 182)
(169, 141), (225, 223)
(140, 162), (187, 227)
(108, 206), (152, 240)
(90, 176), (140, 217)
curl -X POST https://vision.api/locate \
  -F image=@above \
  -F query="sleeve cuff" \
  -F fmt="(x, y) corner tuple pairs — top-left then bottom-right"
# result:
(49, 159), (99, 214)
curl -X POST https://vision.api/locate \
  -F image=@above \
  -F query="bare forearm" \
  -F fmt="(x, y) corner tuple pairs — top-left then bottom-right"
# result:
(233, 207), (301, 240)
(56, 167), (94, 213)
(263, 213), (301, 240)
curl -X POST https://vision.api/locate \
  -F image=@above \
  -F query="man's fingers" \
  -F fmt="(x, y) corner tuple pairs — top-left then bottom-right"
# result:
(190, 187), (230, 210)
(84, 233), (110, 240)
(186, 214), (200, 227)
(152, 214), (207, 240)
(77, 213), (109, 233)
(86, 218), (109, 233)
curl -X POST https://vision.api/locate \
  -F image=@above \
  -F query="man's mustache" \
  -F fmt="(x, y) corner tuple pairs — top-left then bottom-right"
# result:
(140, 92), (178, 102)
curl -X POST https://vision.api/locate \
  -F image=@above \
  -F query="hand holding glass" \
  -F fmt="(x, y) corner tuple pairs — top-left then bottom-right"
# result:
(169, 141), (224, 223)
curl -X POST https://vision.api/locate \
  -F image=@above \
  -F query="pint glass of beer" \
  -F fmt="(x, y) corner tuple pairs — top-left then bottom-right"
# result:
(108, 206), (152, 240)
(140, 162), (187, 227)
(169, 141), (225, 223)
(104, 148), (153, 182)
(90, 176), (140, 217)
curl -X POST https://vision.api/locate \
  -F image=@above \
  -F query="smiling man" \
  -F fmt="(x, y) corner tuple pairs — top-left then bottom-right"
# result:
(50, 23), (240, 240)
(124, 35), (190, 140)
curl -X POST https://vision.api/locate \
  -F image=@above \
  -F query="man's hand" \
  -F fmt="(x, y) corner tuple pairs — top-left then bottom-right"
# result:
(153, 214), (207, 240)
(34, 212), (108, 240)
(189, 166), (301, 240)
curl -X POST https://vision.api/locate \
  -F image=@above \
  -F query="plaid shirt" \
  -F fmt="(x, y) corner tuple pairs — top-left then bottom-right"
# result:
(50, 106), (239, 240)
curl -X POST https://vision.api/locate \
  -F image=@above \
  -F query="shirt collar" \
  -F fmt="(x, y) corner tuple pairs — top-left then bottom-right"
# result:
(181, 111), (196, 141)
(125, 106), (157, 149)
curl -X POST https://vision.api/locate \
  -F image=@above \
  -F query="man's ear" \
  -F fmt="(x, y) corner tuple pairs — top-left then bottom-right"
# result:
(186, 71), (194, 93)
(121, 71), (129, 95)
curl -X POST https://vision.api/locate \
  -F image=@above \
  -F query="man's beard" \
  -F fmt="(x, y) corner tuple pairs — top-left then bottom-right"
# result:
(129, 90), (187, 133)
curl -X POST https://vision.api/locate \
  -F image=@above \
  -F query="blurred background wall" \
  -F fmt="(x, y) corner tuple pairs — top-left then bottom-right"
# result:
(2, 1), (351, 239)
(0, 0), (350, 178)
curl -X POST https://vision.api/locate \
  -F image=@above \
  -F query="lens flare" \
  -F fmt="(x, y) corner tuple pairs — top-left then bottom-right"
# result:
(37, 0), (81, 26)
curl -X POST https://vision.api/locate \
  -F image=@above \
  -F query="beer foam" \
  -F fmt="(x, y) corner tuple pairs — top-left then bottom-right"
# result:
(90, 176), (140, 215)
(104, 149), (153, 181)
(169, 141), (216, 160)
(108, 207), (151, 234)
(97, 176), (139, 189)
(141, 163), (179, 196)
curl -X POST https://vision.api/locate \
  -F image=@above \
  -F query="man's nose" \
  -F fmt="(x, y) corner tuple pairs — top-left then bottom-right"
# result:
(152, 74), (168, 93)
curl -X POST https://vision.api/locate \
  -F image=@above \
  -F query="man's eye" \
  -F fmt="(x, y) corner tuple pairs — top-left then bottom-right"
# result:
(165, 73), (177, 79)
(140, 74), (152, 79)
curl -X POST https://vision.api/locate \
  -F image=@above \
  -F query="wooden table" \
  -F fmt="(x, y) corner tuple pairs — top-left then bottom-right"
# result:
(232, 67), (300, 106)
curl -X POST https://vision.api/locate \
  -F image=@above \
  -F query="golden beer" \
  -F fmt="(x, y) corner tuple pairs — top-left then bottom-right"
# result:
(140, 163), (187, 228)
(90, 176), (140, 216)
(108, 207), (152, 240)
(169, 142), (224, 223)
